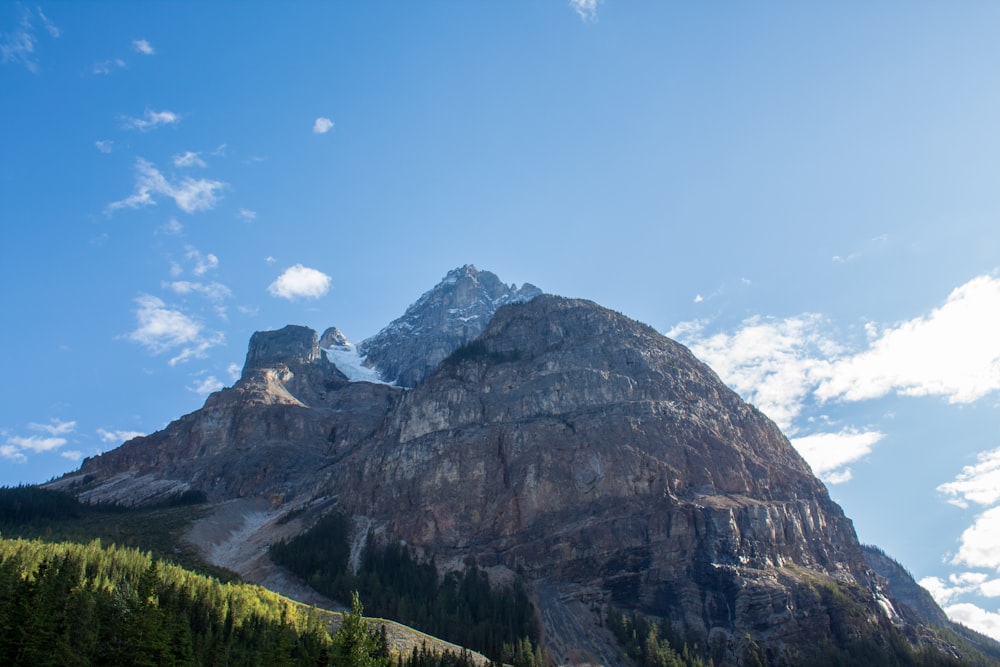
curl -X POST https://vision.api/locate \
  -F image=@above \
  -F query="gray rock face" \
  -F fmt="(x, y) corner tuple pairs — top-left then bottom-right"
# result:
(57, 323), (402, 504)
(359, 265), (541, 387)
(346, 296), (878, 663)
(319, 326), (350, 349)
(48, 272), (968, 665)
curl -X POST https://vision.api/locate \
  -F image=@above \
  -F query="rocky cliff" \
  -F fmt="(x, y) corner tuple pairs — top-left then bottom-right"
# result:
(47, 267), (982, 666)
(359, 264), (541, 387)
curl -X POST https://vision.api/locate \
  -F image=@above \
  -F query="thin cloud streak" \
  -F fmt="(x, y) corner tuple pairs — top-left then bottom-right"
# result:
(126, 294), (224, 365)
(108, 158), (225, 214)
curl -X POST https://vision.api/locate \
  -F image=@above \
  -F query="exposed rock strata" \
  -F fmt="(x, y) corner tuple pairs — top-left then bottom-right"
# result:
(359, 264), (541, 387)
(47, 272), (973, 665)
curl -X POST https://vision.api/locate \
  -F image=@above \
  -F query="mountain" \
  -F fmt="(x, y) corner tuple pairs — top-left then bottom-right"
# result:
(359, 264), (541, 387)
(46, 267), (998, 666)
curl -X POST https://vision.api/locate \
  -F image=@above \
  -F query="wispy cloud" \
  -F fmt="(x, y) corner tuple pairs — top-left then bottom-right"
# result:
(2, 419), (76, 463)
(173, 150), (206, 168)
(238, 208), (256, 222)
(832, 234), (889, 264)
(93, 58), (125, 75)
(1, 7), (60, 73)
(923, 444), (1000, 641)
(95, 140), (114, 154)
(108, 158), (225, 214)
(189, 375), (223, 395)
(268, 264), (331, 300)
(97, 428), (145, 444)
(132, 39), (154, 55)
(951, 506), (1000, 571)
(938, 446), (1000, 509)
(126, 294), (224, 365)
(8, 435), (67, 452)
(164, 280), (231, 301)
(815, 275), (1000, 404)
(122, 109), (180, 132)
(569, 0), (600, 22)
(668, 313), (837, 432)
(670, 273), (1000, 483)
(185, 246), (219, 275)
(158, 218), (183, 236)
(28, 419), (76, 436)
(941, 604), (1000, 641)
(313, 117), (334, 134)
(790, 429), (884, 484)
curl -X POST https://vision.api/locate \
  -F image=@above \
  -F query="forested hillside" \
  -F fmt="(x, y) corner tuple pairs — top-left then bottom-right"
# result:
(0, 537), (345, 665)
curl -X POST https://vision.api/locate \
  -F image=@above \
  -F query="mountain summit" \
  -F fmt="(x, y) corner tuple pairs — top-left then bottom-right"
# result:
(360, 265), (541, 387)
(47, 267), (994, 665)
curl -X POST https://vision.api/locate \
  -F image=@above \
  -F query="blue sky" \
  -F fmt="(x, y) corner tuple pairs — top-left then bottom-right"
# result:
(3, 0), (1000, 640)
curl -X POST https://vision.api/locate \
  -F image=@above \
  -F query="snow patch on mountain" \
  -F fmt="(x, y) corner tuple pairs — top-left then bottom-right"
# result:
(323, 344), (391, 384)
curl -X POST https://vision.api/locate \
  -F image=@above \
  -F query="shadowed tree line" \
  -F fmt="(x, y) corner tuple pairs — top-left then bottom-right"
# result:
(269, 512), (541, 663)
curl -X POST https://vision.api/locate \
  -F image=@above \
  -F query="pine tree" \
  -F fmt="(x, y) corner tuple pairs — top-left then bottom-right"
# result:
(331, 592), (389, 667)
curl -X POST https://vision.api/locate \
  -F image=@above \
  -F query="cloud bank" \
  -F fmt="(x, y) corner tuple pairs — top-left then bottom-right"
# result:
(670, 273), (1000, 484)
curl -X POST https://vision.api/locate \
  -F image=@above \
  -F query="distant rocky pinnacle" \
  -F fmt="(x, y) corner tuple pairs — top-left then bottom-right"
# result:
(46, 266), (989, 666)
(359, 264), (541, 387)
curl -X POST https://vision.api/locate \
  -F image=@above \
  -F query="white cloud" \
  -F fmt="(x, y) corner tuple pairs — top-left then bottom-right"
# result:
(951, 506), (1000, 571)
(159, 218), (183, 235)
(815, 275), (1000, 405)
(693, 294), (703, 304)
(671, 274), (1000, 437)
(0, 444), (27, 463)
(238, 208), (256, 222)
(173, 150), (206, 168)
(791, 429), (883, 484)
(943, 603), (1000, 642)
(938, 446), (1000, 509)
(313, 117), (334, 134)
(669, 314), (836, 432)
(126, 294), (223, 365)
(28, 418), (76, 436)
(832, 234), (889, 264)
(93, 58), (125, 75)
(123, 109), (180, 132)
(265, 256), (276, 265)
(109, 158), (225, 214)
(1, 8), (59, 73)
(189, 375), (223, 395)
(569, 0), (600, 22)
(95, 140), (114, 154)
(164, 280), (231, 301)
(227, 362), (242, 381)
(185, 246), (219, 275)
(97, 428), (145, 444)
(0, 418), (77, 461)
(919, 572), (990, 607)
(7, 435), (67, 452)
(61, 450), (84, 462)
(268, 264), (331, 300)
(132, 39), (154, 55)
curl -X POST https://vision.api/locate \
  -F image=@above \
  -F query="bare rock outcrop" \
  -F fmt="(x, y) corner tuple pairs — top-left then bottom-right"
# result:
(359, 264), (541, 387)
(47, 269), (976, 665)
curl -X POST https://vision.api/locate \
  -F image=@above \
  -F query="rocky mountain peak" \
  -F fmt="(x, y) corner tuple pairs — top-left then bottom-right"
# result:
(243, 324), (323, 375)
(319, 326), (350, 349)
(359, 265), (542, 387)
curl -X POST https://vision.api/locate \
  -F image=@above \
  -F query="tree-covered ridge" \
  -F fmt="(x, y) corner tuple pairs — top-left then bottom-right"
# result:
(0, 537), (390, 667)
(0, 485), (234, 581)
(269, 512), (540, 662)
